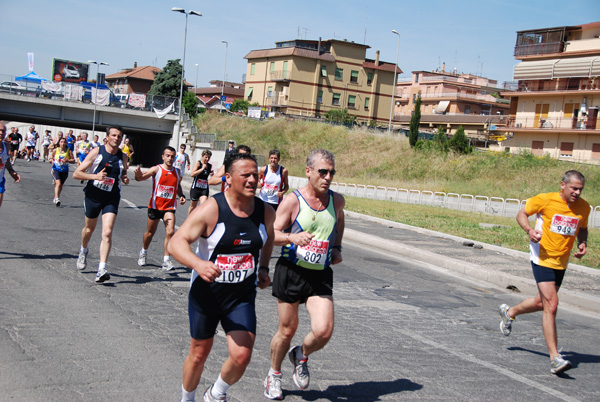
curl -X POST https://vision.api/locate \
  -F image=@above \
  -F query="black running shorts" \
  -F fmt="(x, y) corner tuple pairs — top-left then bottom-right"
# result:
(190, 187), (209, 201)
(188, 293), (256, 340)
(272, 257), (333, 304)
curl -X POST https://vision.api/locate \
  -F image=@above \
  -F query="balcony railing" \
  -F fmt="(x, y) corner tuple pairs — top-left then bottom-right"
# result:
(502, 116), (598, 130)
(416, 92), (504, 103)
(514, 41), (563, 57)
(269, 70), (291, 81)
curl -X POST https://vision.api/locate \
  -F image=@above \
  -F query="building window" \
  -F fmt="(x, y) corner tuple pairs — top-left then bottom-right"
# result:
(531, 141), (544, 156)
(464, 106), (470, 114)
(364, 97), (370, 110)
(283, 61), (288, 79)
(267, 86), (273, 98)
(367, 72), (373, 85)
(335, 68), (343, 81)
(415, 73), (419, 83)
(321, 65), (327, 77)
(350, 70), (359, 83)
(270, 62), (275, 73)
(332, 93), (340, 106)
(348, 95), (356, 108)
(317, 90), (323, 103)
(592, 143), (600, 159)
(560, 142), (574, 158)
(251, 63), (256, 75)
(246, 87), (253, 101)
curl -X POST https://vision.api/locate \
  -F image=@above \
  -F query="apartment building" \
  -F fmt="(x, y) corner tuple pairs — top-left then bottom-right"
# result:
(494, 21), (600, 161)
(393, 69), (510, 140)
(243, 39), (401, 124)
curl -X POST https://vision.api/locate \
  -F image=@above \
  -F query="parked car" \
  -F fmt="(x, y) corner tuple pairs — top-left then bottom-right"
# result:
(0, 81), (26, 94)
(63, 65), (80, 79)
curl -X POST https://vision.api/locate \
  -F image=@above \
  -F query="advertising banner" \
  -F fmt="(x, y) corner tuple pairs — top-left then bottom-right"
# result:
(51, 58), (90, 83)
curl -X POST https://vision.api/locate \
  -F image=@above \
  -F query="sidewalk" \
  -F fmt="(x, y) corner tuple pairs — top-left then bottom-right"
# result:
(177, 170), (600, 315)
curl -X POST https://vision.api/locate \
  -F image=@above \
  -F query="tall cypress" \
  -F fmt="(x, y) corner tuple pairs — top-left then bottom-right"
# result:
(409, 95), (421, 148)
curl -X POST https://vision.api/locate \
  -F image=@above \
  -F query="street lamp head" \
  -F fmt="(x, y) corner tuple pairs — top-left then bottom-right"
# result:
(392, 30), (399, 35)
(88, 60), (97, 64)
(171, 7), (185, 13)
(189, 10), (202, 17)
(100, 62), (109, 66)
(221, 40), (228, 44)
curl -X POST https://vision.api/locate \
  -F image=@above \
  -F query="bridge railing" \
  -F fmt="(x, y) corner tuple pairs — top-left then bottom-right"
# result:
(287, 176), (599, 227)
(0, 74), (179, 115)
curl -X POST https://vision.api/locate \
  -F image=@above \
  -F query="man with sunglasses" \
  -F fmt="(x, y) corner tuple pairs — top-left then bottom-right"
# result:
(264, 149), (345, 400)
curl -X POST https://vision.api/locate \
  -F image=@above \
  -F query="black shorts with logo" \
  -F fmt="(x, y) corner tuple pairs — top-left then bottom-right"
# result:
(272, 257), (333, 304)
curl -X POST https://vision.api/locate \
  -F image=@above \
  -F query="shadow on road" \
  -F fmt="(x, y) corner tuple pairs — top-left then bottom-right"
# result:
(0, 251), (75, 260)
(284, 378), (423, 401)
(507, 346), (600, 373)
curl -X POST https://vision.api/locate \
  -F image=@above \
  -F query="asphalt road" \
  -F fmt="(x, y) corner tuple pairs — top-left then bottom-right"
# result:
(1, 160), (599, 401)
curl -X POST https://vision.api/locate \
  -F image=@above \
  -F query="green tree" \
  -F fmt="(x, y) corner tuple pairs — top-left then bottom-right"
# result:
(230, 98), (251, 114)
(432, 126), (449, 152)
(448, 125), (473, 154)
(409, 95), (422, 147)
(148, 59), (184, 97)
(324, 109), (356, 125)
(182, 91), (199, 118)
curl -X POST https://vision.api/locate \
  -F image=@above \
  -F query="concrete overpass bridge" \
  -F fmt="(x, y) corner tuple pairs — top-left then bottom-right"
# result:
(0, 93), (191, 166)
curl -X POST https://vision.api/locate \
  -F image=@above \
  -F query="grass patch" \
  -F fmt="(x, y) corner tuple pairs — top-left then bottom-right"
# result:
(345, 196), (600, 269)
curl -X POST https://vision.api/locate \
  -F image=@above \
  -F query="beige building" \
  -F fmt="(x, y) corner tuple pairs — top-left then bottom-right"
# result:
(244, 39), (401, 124)
(494, 21), (600, 161)
(393, 69), (510, 141)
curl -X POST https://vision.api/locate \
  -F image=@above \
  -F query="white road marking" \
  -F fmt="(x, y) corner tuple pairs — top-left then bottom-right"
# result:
(121, 198), (140, 210)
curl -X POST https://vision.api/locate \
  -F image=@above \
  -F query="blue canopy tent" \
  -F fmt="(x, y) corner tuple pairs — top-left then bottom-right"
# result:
(15, 71), (48, 84)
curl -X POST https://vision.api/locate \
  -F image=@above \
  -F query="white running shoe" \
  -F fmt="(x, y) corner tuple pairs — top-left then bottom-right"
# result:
(264, 372), (283, 400)
(162, 259), (174, 271)
(499, 304), (514, 336)
(138, 251), (147, 266)
(77, 249), (88, 271)
(95, 268), (110, 283)
(550, 353), (572, 374)
(289, 345), (310, 389)
(203, 385), (229, 401)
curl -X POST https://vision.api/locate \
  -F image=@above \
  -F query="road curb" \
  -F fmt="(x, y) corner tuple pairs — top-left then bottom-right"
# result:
(344, 215), (600, 315)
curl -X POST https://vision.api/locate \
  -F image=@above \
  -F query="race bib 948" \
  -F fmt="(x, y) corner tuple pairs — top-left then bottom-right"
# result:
(550, 214), (579, 236)
(214, 253), (255, 283)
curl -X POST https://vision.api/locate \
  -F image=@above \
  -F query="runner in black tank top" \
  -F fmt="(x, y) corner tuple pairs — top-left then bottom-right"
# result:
(168, 153), (275, 402)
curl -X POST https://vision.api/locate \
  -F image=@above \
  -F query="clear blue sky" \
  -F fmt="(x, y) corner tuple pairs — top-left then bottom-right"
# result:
(2, 0), (599, 88)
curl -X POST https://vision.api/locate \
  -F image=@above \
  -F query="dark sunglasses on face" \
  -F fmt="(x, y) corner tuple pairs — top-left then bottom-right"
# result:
(316, 168), (336, 177)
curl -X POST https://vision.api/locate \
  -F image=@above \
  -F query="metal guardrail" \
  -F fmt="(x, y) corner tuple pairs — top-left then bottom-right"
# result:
(289, 176), (598, 227)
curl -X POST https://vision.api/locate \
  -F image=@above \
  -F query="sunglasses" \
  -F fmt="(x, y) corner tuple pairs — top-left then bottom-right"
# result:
(316, 168), (336, 177)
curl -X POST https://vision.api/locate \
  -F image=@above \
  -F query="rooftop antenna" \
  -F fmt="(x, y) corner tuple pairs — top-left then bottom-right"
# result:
(453, 50), (458, 74)
(363, 6), (368, 44)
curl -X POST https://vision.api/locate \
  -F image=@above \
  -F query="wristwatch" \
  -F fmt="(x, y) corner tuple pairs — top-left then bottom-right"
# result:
(333, 245), (342, 252)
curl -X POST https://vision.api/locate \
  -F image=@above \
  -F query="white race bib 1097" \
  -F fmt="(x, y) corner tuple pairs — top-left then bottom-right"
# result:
(550, 214), (579, 236)
(262, 183), (278, 196)
(296, 239), (329, 266)
(93, 177), (115, 192)
(214, 253), (255, 283)
(157, 184), (175, 199)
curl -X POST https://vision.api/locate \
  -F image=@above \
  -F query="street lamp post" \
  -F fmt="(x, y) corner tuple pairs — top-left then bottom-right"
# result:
(221, 40), (228, 114)
(87, 60), (109, 135)
(172, 7), (202, 149)
(195, 63), (199, 90)
(388, 30), (400, 133)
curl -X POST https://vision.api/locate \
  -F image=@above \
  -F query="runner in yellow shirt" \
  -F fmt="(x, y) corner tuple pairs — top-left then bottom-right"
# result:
(498, 170), (589, 375)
